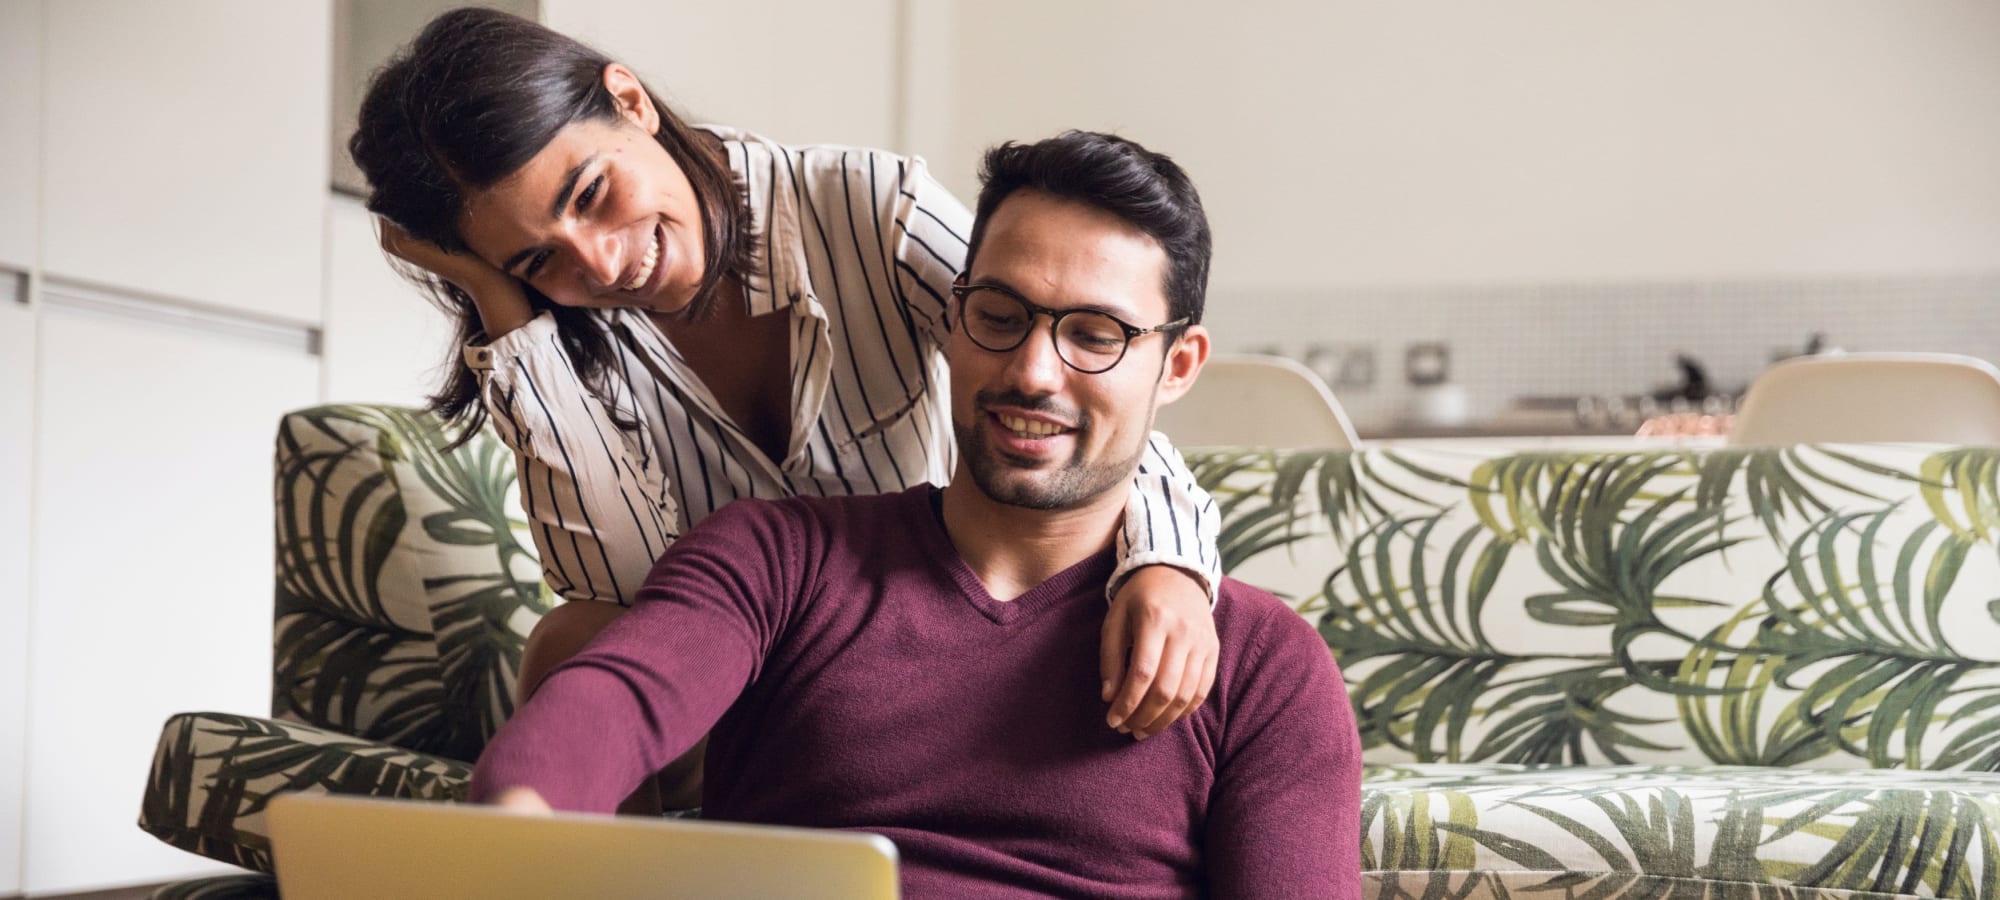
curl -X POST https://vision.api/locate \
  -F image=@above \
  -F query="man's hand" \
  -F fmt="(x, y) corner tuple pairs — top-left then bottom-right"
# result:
(490, 786), (554, 815)
(1101, 566), (1219, 740)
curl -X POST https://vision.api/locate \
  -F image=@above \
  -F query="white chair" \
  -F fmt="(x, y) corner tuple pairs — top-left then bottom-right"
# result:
(1154, 354), (1360, 449)
(1728, 352), (2000, 446)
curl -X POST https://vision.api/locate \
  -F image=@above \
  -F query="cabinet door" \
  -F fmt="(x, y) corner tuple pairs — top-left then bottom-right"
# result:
(0, 286), (33, 896)
(0, 0), (40, 270)
(23, 297), (320, 894)
(41, 1), (329, 322)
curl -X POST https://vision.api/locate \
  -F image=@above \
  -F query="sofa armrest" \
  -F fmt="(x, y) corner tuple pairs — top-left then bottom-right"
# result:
(140, 711), (473, 873)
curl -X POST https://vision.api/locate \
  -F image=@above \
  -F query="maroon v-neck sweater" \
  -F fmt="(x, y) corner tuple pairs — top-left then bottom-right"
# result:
(472, 487), (1361, 898)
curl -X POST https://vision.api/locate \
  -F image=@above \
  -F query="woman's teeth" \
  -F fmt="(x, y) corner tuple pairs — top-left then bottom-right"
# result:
(625, 228), (660, 291)
(998, 414), (1065, 437)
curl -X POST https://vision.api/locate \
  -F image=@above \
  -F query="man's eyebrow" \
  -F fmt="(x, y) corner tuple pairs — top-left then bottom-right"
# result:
(965, 273), (1023, 294)
(968, 274), (1141, 321)
(498, 154), (601, 274)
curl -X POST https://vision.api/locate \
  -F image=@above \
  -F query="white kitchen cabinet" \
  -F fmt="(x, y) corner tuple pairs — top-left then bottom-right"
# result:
(0, 287), (33, 896)
(23, 295), (319, 894)
(41, 1), (330, 323)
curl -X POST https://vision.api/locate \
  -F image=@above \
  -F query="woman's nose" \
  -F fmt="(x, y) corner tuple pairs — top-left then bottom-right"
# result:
(565, 228), (622, 289)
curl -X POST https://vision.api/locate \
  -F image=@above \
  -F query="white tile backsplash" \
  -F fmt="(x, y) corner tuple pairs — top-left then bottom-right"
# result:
(1207, 273), (2000, 433)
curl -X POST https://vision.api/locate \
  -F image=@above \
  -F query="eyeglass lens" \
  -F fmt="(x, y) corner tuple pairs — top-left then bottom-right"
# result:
(959, 287), (1130, 373)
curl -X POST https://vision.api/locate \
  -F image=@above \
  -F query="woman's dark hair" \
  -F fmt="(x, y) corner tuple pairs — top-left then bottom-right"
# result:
(349, 7), (753, 440)
(963, 130), (1210, 328)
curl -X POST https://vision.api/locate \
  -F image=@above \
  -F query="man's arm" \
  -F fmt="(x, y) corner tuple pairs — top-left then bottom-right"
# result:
(469, 499), (807, 812)
(1205, 603), (1363, 898)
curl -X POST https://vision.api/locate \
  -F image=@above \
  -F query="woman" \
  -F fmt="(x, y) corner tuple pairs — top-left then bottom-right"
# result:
(350, 7), (1223, 807)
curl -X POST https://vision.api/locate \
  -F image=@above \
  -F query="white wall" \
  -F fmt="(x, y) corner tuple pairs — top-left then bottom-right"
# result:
(938, 0), (2000, 291)
(541, 0), (901, 150)
(929, 0), (2000, 429)
(0, 0), (39, 272)
(322, 196), (453, 407)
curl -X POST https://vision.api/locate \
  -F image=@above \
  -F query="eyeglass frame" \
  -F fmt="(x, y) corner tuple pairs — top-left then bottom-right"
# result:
(948, 274), (1192, 375)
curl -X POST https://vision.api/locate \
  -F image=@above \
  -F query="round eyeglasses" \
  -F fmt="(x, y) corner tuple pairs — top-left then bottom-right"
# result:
(949, 281), (1189, 375)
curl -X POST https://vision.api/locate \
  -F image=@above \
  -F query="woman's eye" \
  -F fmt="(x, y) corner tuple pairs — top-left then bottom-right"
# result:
(576, 175), (604, 212)
(524, 250), (552, 279)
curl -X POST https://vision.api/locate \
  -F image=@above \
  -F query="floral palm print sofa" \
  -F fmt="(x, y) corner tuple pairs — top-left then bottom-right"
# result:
(141, 406), (2000, 898)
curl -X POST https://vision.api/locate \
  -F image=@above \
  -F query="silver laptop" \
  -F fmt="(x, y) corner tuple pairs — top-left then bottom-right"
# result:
(268, 793), (899, 900)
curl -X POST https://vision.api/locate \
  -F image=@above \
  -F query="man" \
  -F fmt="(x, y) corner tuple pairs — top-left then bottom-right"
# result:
(471, 131), (1362, 898)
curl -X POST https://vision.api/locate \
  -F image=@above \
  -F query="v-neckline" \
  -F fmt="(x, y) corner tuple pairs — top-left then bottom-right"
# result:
(908, 487), (1115, 626)
(637, 303), (803, 468)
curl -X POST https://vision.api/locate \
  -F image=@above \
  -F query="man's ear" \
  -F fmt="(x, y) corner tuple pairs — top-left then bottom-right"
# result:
(1156, 325), (1210, 405)
(601, 63), (661, 134)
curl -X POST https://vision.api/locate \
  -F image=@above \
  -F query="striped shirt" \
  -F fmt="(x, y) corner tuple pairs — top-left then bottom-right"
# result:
(466, 127), (1220, 607)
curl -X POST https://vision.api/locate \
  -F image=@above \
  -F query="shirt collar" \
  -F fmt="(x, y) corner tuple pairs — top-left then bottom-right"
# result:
(699, 124), (814, 318)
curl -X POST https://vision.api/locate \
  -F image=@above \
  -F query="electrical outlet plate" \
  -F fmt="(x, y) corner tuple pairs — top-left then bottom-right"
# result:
(1301, 342), (1376, 390)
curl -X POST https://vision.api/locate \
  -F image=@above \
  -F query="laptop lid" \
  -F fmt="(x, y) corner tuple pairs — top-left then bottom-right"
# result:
(268, 793), (900, 900)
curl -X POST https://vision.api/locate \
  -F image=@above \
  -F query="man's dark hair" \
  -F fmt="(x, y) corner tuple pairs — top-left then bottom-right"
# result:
(964, 131), (1211, 327)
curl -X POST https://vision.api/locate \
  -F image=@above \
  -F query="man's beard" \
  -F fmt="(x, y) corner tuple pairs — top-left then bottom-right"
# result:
(954, 390), (1149, 511)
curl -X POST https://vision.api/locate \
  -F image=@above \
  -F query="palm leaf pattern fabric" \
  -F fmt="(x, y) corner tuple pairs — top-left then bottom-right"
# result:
(141, 408), (2000, 897)
(141, 406), (545, 882)
(1191, 445), (2000, 897)
(270, 404), (550, 758)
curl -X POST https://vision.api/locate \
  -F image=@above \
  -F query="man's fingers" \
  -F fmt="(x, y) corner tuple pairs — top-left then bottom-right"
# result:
(1109, 621), (1168, 730)
(492, 786), (553, 815)
(1099, 600), (1133, 703)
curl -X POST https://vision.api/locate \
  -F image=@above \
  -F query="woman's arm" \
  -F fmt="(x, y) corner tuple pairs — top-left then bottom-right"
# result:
(470, 313), (679, 605)
(382, 219), (678, 606)
(1100, 434), (1223, 739)
(883, 155), (968, 348)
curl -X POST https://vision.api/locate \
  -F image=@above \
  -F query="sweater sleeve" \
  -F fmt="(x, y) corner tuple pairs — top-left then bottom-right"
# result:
(468, 498), (804, 812)
(470, 311), (679, 606)
(1114, 433), (1223, 604)
(1205, 601), (1363, 898)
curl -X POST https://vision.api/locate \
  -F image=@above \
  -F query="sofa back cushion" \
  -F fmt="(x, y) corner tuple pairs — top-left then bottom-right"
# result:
(1186, 444), (2000, 772)
(271, 405), (552, 760)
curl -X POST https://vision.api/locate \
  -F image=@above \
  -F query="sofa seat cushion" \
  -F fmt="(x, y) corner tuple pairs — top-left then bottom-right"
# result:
(1364, 762), (2000, 898)
(141, 712), (473, 873)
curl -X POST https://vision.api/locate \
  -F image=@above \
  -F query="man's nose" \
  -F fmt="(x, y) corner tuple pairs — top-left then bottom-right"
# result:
(1001, 317), (1069, 392)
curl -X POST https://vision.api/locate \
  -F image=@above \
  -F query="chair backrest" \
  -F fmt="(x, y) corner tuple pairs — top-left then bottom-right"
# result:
(1730, 352), (2000, 446)
(270, 405), (551, 762)
(1153, 354), (1359, 449)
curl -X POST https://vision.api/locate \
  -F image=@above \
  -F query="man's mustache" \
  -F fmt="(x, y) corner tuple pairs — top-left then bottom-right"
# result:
(974, 390), (1087, 429)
